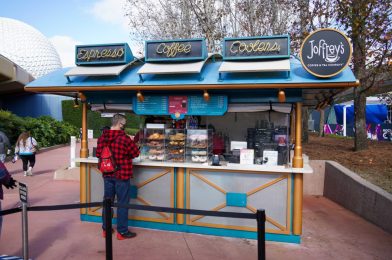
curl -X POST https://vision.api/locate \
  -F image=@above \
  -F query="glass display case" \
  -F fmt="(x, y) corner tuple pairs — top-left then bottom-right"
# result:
(142, 128), (165, 161)
(165, 129), (186, 162)
(186, 129), (212, 163)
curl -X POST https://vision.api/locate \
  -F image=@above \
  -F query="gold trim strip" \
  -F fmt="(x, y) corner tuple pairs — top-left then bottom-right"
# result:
(137, 196), (170, 220)
(266, 216), (286, 231)
(137, 170), (170, 188)
(190, 171), (227, 194)
(247, 205), (286, 231)
(90, 206), (102, 213)
(246, 175), (287, 196)
(190, 203), (227, 222)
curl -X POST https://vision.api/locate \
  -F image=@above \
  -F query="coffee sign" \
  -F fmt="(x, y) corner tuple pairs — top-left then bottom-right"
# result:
(145, 39), (207, 62)
(300, 28), (352, 78)
(75, 43), (133, 65)
(223, 35), (290, 60)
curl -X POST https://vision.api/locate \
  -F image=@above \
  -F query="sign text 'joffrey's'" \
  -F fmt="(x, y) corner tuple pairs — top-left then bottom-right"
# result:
(223, 35), (290, 60)
(75, 43), (133, 65)
(145, 39), (206, 62)
(300, 28), (352, 78)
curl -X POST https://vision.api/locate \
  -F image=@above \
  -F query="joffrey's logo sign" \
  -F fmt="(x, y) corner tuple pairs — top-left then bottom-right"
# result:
(306, 39), (345, 63)
(156, 42), (192, 58)
(300, 28), (352, 78)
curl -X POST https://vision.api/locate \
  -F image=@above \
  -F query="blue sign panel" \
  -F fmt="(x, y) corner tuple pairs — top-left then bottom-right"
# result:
(132, 95), (227, 116)
(226, 192), (247, 207)
(75, 43), (133, 65)
(188, 96), (228, 115)
(145, 38), (207, 62)
(222, 35), (290, 60)
(133, 96), (168, 115)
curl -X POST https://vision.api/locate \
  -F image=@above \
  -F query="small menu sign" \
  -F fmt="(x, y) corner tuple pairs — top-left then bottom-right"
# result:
(240, 149), (254, 165)
(145, 39), (206, 62)
(223, 35), (290, 60)
(300, 28), (352, 78)
(169, 96), (188, 114)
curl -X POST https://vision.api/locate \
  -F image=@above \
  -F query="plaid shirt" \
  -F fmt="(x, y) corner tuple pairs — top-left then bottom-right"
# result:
(96, 130), (140, 180)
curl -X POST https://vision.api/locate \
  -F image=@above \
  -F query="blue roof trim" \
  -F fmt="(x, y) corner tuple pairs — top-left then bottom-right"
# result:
(27, 58), (356, 88)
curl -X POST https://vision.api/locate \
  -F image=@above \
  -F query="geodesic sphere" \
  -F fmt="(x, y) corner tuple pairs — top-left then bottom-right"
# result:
(0, 17), (62, 79)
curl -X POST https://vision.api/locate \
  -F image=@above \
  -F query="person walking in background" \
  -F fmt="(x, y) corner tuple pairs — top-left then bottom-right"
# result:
(0, 131), (11, 163)
(15, 132), (38, 176)
(0, 161), (17, 237)
(96, 114), (140, 240)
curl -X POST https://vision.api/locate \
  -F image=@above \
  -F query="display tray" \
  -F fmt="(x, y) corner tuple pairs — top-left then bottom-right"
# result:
(147, 154), (165, 161)
(189, 155), (208, 163)
(187, 145), (208, 149)
(167, 150), (185, 155)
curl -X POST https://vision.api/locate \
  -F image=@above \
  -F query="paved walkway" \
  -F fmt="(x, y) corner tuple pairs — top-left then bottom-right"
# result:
(1, 144), (391, 259)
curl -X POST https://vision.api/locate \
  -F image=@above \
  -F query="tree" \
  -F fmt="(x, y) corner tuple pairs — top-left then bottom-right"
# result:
(334, 0), (392, 150)
(124, 0), (295, 52)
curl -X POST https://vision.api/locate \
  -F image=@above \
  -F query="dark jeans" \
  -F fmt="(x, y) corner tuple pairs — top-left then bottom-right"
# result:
(20, 154), (36, 171)
(102, 177), (130, 234)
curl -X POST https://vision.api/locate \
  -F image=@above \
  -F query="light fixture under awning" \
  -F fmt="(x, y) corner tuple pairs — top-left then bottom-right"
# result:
(219, 59), (290, 73)
(137, 54), (213, 81)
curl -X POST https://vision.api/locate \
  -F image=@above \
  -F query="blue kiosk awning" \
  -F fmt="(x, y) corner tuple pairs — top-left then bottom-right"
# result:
(25, 57), (358, 108)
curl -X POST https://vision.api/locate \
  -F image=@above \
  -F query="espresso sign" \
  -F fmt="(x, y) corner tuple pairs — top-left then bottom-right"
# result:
(75, 43), (133, 65)
(223, 35), (290, 60)
(145, 39), (206, 62)
(300, 29), (352, 78)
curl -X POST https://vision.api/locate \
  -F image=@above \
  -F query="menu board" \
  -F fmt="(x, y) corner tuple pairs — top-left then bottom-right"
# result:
(188, 95), (227, 115)
(133, 96), (168, 115)
(133, 95), (227, 116)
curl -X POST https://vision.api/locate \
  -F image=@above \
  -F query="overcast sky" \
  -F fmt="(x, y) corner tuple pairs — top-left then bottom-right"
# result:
(0, 0), (132, 67)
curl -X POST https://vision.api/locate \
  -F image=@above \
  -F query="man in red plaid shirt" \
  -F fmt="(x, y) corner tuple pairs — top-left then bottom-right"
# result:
(96, 114), (140, 240)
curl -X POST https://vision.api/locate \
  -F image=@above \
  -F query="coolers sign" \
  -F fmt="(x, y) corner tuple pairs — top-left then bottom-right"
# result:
(145, 39), (207, 62)
(300, 28), (352, 78)
(223, 35), (290, 60)
(75, 43), (133, 65)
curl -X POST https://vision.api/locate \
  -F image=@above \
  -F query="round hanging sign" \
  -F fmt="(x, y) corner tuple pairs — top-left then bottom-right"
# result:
(300, 28), (352, 78)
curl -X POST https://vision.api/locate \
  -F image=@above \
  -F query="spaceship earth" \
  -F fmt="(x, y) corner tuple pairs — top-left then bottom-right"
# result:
(0, 17), (62, 79)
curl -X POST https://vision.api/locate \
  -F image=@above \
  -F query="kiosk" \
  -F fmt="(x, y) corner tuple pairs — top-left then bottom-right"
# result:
(25, 30), (358, 243)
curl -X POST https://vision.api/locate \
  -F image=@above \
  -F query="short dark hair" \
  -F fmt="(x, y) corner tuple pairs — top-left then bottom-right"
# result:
(112, 114), (126, 126)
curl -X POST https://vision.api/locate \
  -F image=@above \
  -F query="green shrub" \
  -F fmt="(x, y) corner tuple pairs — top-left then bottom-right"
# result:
(62, 100), (144, 138)
(0, 110), (79, 148)
(125, 128), (140, 135)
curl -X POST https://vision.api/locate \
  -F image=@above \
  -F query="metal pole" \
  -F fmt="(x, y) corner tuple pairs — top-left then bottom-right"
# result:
(256, 209), (266, 260)
(104, 198), (113, 260)
(22, 202), (29, 260)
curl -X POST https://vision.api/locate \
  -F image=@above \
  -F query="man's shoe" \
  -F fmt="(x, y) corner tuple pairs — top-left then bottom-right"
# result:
(27, 167), (33, 176)
(102, 228), (115, 238)
(116, 231), (137, 240)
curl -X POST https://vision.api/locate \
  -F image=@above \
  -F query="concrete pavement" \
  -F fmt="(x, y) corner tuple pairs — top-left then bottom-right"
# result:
(0, 143), (391, 259)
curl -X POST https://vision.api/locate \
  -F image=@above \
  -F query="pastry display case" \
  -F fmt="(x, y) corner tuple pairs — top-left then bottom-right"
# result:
(165, 129), (186, 162)
(141, 128), (165, 161)
(186, 129), (212, 163)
